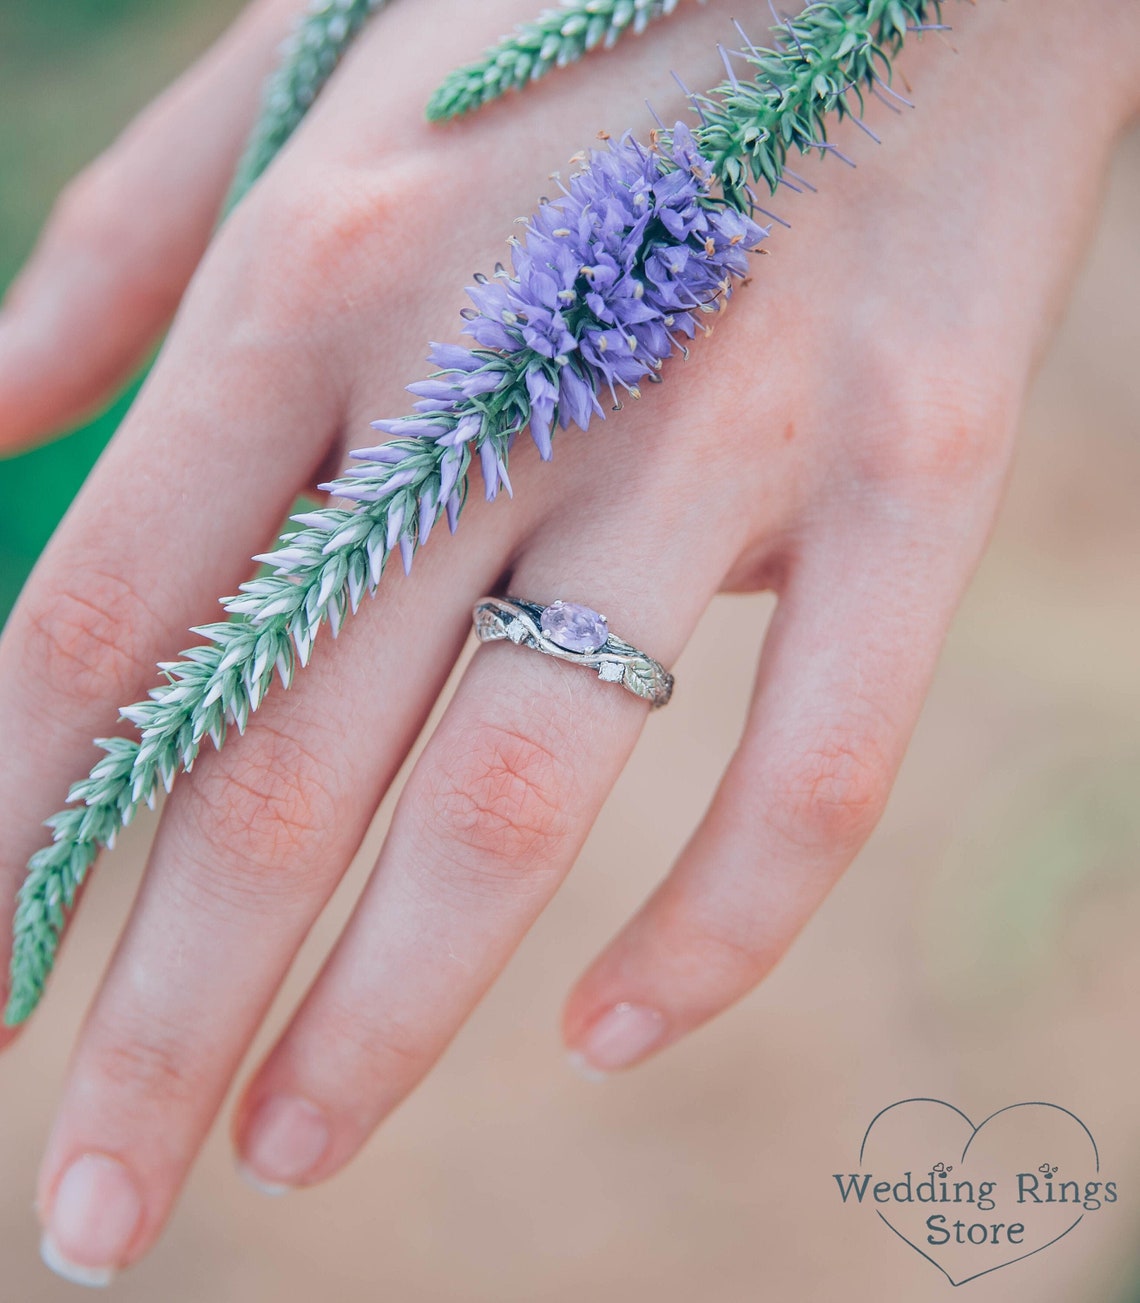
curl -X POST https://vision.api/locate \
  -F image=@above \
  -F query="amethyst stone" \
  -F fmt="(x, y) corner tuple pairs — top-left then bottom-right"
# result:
(540, 601), (609, 653)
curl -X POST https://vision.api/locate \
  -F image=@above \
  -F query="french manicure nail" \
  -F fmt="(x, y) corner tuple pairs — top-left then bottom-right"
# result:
(240, 1095), (330, 1191)
(572, 1003), (667, 1075)
(237, 1165), (290, 1197)
(566, 1051), (611, 1083)
(40, 1234), (113, 1289)
(42, 1153), (142, 1287)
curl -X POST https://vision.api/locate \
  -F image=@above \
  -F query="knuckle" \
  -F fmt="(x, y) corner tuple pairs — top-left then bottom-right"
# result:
(245, 158), (435, 322)
(419, 717), (572, 885)
(182, 721), (338, 895)
(879, 414), (996, 490)
(772, 729), (892, 853)
(49, 156), (179, 314)
(50, 160), (121, 252)
(678, 912), (771, 988)
(87, 1017), (195, 1107)
(638, 891), (774, 994)
(318, 998), (428, 1087)
(837, 350), (1009, 496)
(19, 566), (158, 711)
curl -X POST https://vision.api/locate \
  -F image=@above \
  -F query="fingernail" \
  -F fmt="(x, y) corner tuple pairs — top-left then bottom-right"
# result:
(40, 1234), (114, 1289)
(570, 1003), (667, 1075)
(41, 1153), (142, 1287)
(566, 1051), (611, 1083)
(240, 1095), (330, 1191)
(237, 1165), (290, 1198)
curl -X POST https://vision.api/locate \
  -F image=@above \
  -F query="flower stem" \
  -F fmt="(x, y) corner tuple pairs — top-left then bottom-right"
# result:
(225, 0), (388, 213)
(426, 0), (683, 122)
(692, 0), (942, 210)
(5, 445), (459, 1025)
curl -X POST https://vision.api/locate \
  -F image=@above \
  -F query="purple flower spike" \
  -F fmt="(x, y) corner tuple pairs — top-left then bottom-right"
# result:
(337, 122), (765, 568)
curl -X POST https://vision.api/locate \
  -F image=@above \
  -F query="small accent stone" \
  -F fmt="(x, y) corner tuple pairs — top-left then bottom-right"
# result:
(540, 600), (609, 653)
(597, 660), (624, 683)
(507, 619), (527, 644)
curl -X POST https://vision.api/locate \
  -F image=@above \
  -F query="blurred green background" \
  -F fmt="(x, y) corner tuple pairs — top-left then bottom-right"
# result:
(0, 0), (239, 620)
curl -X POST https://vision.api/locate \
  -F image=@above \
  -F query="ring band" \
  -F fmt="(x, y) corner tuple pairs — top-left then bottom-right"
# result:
(472, 596), (674, 709)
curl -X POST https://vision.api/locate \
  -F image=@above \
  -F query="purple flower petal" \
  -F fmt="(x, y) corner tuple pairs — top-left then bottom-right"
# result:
(525, 368), (557, 460)
(385, 503), (405, 551)
(479, 440), (500, 501)
(350, 443), (413, 464)
(418, 489), (437, 546)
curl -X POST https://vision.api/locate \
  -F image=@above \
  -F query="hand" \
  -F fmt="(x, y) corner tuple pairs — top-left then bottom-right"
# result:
(1, 0), (1137, 1282)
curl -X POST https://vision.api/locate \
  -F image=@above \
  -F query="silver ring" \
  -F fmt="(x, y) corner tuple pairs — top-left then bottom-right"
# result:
(472, 596), (674, 709)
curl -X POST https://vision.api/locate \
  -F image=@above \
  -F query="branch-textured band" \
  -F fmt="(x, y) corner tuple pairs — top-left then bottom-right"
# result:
(473, 597), (675, 708)
(5, 0), (943, 1025)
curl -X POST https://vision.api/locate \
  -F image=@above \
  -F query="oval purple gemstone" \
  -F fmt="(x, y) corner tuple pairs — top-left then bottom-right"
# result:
(540, 600), (609, 653)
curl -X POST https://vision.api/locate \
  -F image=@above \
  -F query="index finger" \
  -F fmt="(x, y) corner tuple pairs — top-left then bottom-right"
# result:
(0, 0), (300, 450)
(0, 227), (343, 1034)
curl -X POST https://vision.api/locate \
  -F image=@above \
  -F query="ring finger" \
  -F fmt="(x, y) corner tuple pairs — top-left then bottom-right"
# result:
(230, 494), (730, 1191)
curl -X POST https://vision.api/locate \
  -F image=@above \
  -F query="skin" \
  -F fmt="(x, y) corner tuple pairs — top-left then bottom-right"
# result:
(0, 0), (1138, 1279)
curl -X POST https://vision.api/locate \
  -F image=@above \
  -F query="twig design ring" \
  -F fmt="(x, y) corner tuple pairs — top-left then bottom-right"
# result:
(472, 596), (674, 708)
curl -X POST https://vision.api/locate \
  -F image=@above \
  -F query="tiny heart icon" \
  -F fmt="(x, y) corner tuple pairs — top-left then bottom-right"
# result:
(833, 1099), (1115, 1286)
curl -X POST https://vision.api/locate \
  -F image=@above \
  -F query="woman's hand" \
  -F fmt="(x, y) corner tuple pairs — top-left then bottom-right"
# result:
(1, 0), (1137, 1281)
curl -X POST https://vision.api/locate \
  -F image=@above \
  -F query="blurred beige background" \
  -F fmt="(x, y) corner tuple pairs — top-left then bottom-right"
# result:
(1, 5), (1139, 1300)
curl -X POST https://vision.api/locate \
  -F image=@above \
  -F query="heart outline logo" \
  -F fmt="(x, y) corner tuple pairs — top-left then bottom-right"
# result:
(856, 1098), (1100, 1287)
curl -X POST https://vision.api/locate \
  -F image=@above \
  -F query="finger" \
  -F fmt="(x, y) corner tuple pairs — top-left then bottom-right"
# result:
(0, 0), (295, 450)
(231, 489), (727, 1191)
(562, 490), (999, 1073)
(0, 228), (347, 1039)
(32, 500), (509, 1283)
